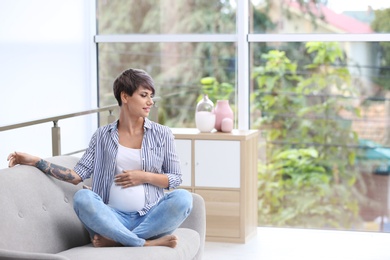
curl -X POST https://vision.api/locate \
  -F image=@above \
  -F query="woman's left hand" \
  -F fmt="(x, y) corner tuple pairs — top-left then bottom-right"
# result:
(114, 170), (146, 188)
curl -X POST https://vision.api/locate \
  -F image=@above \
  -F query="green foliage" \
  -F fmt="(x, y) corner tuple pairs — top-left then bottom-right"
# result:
(258, 148), (359, 228)
(252, 4), (276, 33)
(371, 8), (390, 90)
(253, 42), (362, 228)
(371, 8), (390, 32)
(199, 76), (234, 102)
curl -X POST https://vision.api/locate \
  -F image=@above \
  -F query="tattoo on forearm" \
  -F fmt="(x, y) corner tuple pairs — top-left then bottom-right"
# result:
(35, 159), (75, 181)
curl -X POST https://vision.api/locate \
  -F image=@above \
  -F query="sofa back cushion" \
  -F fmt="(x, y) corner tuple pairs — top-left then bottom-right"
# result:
(0, 156), (90, 254)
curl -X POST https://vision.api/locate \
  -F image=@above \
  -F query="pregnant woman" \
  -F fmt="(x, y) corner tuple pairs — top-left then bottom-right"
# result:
(7, 68), (193, 248)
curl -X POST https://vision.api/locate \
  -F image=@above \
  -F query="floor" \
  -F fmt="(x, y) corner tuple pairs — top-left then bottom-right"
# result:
(203, 227), (390, 260)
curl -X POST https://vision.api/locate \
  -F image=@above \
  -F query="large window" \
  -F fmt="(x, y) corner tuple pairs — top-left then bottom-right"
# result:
(96, 0), (239, 127)
(250, 41), (390, 231)
(98, 42), (236, 127)
(97, 0), (390, 233)
(249, 1), (390, 232)
(0, 0), (97, 168)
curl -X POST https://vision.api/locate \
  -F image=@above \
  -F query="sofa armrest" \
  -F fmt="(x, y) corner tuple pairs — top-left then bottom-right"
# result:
(0, 249), (69, 260)
(179, 193), (206, 260)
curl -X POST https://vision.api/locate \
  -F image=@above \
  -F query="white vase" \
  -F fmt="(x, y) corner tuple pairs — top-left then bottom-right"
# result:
(195, 95), (215, 132)
(196, 111), (216, 132)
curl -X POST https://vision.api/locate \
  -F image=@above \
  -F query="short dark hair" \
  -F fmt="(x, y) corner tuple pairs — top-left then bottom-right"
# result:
(113, 68), (155, 106)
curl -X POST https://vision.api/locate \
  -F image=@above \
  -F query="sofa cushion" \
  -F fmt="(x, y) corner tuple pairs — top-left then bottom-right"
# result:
(57, 228), (200, 260)
(0, 156), (90, 254)
(0, 248), (69, 260)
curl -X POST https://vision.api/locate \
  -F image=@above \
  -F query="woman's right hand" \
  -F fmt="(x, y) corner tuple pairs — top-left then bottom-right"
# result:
(7, 152), (41, 168)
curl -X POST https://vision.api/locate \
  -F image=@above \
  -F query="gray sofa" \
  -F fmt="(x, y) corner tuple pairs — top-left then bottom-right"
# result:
(0, 156), (205, 260)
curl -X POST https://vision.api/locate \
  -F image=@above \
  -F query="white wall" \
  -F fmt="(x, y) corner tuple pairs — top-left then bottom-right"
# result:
(0, 0), (97, 168)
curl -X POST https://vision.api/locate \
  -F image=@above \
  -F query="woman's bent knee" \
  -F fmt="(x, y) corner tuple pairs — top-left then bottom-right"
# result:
(170, 189), (193, 215)
(74, 189), (91, 205)
(73, 189), (100, 213)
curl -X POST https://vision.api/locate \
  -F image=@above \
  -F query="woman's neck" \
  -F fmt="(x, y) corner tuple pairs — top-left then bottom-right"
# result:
(117, 117), (144, 149)
(118, 115), (144, 134)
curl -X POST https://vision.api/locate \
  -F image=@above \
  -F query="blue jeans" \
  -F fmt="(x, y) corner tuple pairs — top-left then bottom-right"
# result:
(73, 188), (193, 247)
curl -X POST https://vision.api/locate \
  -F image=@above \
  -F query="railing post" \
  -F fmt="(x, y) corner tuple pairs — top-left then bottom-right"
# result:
(149, 108), (158, 122)
(51, 120), (61, 156)
(150, 97), (160, 123)
(107, 109), (116, 124)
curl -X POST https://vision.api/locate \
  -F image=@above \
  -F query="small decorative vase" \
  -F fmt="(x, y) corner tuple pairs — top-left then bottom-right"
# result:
(195, 95), (215, 132)
(221, 118), (233, 133)
(214, 100), (233, 132)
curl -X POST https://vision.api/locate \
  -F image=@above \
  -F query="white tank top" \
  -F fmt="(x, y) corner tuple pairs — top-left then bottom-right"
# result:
(108, 144), (145, 212)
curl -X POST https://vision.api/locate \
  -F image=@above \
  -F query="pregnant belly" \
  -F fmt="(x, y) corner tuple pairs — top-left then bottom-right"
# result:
(108, 183), (146, 212)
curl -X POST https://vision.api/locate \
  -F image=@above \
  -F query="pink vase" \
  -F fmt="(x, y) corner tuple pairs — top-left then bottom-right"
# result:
(214, 100), (234, 132)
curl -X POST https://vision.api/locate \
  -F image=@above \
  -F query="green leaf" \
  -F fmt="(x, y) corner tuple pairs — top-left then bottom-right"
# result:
(200, 77), (215, 85)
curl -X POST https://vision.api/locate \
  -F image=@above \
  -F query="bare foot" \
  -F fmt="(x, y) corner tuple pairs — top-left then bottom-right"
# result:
(144, 235), (178, 248)
(92, 234), (121, 247)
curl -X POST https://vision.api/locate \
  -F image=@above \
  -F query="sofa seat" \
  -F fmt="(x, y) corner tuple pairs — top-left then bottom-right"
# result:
(58, 228), (200, 260)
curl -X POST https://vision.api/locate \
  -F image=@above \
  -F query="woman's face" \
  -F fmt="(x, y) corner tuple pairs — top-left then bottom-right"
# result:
(121, 86), (154, 118)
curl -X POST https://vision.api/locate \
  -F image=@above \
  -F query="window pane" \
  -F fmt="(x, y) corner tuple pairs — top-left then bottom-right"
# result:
(250, 0), (390, 34)
(0, 0), (96, 169)
(251, 41), (390, 232)
(97, 0), (236, 34)
(98, 42), (237, 128)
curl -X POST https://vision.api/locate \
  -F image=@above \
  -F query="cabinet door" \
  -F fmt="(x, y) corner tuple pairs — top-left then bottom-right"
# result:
(195, 189), (240, 238)
(174, 139), (192, 187)
(195, 140), (240, 188)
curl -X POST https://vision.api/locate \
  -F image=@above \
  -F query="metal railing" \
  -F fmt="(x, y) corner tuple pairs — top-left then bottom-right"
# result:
(0, 105), (118, 156)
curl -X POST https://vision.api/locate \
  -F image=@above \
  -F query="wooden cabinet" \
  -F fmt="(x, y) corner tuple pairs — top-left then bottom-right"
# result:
(171, 128), (259, 243)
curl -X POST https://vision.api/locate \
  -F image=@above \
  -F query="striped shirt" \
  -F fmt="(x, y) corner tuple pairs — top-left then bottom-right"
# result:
(73, 117), (182, 215)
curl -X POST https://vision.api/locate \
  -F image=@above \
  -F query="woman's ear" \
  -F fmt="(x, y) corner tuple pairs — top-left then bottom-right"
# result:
(120, 91), (128, 104)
